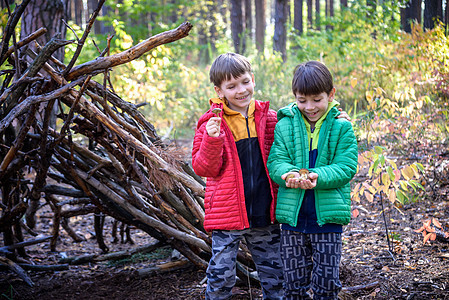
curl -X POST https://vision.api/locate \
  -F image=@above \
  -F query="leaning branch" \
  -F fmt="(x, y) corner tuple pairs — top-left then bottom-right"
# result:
(65, 22), (193, 81)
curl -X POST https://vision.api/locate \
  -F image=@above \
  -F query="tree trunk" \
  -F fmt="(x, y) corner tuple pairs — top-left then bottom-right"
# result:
(273, 0), (288, 61)
(20, 0), (67, 62)
(230, 0), (245, 54)
(401, 0), (422, 33)
(315, 0), (320, 31)
(294, 0), (303, 35)
(424, 0), (442, 30)
(445, 0), (449, 34)
(307, 0), (313, 30)
(245, 0), (253, 43)
(326, 0), (334, 30)
(367, 0), (377, 20)
(340, 0), (348, 8)
(73, 0), (83, 25)
(88, 0), (102, 34)
(100, 4), (113, 34)
(255, 0), (266, 52)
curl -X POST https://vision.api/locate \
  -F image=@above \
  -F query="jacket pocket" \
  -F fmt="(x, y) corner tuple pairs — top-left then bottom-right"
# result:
(336, 187), (346, 205)
(207, 187), (217, 213)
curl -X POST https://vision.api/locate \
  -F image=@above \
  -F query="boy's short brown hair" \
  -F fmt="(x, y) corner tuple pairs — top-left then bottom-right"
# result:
(209, 53), (252, 87)
(292, 61), (334, 96)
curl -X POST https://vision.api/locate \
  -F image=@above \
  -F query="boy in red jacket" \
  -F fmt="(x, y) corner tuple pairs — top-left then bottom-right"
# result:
(192, 53), (283, 299)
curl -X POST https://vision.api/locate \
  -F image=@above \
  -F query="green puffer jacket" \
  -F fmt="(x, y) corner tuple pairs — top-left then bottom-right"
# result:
(267, 101), (358, 226)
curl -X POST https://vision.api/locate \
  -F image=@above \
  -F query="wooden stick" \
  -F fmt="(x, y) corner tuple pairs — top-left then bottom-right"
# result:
(0, 236), (51, 254)
(0, 256), (34, 287)
(137, 259), (191, 277)
(342, 281), (380, 292)
(0, 77), (85, 134)
(1, 28), (47, 65)
(59, 241), (163, 264)
(62, 0), (106, 77)
(18, 264), (69, 271)
(0, 0), (32, 66)
(65, 22), (193, 81)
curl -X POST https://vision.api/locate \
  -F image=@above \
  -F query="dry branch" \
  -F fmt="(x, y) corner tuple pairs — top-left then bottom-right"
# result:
(65, 22), (193, 81)
(0, 19), (258, 282)
(59, 241), (163, 264)
(0, 256), (34, 287)
(1, 27), (47, 64)
(0, 77), (85, 133)
(137, 259), (192, 277)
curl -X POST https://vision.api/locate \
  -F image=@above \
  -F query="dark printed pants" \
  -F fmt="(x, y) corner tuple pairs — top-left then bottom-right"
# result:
(206, 225), (284, 300)
(281, 230), (342, 300)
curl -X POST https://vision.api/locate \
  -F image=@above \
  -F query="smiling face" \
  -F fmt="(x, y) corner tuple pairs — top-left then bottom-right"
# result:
(214, 72), (255, 116)
(295, 88), (335, 127)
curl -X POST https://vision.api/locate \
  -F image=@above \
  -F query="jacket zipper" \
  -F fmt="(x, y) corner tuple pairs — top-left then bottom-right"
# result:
(294, 115), (307, 227)
(314, 119), (330, 226)
(245, 116), (254, 224)
(222, 119), (247, 227)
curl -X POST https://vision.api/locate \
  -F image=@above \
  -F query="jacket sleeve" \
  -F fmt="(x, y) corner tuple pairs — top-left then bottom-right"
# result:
(267, 121), (297, 187)
(191, 121), (224, 178)
(311, 121), (358, 189)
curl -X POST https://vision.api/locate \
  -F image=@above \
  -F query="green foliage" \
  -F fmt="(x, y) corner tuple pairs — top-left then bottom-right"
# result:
(251, 53), (293, 110)
(389, 232), (402, 242)
(67, 3), (449, 152)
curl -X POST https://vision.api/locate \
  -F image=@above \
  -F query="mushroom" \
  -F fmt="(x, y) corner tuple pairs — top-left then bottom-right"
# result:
(298, 168), (309, 181)
(211, 108), (222, 117)
(285, 173), (296, 181)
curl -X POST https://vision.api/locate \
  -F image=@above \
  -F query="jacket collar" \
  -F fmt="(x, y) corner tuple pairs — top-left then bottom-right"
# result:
(277, 99), (340, 123)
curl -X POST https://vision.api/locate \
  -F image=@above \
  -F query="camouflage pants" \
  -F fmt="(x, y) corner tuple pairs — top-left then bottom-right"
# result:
(281, 230), (342, 300)
(206, 225), (284, 300)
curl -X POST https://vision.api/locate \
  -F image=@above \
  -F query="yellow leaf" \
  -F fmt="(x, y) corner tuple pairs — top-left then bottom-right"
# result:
(364, 191), (374, 202)
(353, 183), (361, 194)
(382, 185), (389, 195)
(372, 178), (380, 190)
(382, 173), (391, 186)
(375, 87), (383, 97)
(350, 78), (358, 88)
(402, 165), (415, 180)
(411, 164), (420, 178)
(366, 91), (373, 102)
(388, 189), (396, 203)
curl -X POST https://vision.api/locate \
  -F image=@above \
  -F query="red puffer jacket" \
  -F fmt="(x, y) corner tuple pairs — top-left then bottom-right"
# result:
(192, 99), (278, 231)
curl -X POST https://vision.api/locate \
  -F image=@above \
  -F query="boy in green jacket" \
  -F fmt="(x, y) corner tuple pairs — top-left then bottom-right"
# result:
(267, 61), (358, 300)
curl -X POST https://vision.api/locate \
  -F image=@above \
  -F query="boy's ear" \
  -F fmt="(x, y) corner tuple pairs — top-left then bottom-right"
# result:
(214, 86), (223, 98)
(328, 87), (336, 102)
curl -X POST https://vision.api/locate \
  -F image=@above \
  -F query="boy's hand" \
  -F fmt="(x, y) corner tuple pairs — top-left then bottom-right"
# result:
(206, 117), (221, 137)
(337, 108), (351, 121)
(281, 172), (318, 189)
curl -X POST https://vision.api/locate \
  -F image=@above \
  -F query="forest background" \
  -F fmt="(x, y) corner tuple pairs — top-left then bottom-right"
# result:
(0, 0), (448, 254)
(1, 0), (446, 146)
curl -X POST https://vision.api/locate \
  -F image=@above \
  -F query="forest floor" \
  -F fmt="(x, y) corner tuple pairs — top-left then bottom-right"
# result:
(1, 148), (449, 300)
